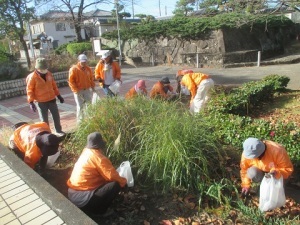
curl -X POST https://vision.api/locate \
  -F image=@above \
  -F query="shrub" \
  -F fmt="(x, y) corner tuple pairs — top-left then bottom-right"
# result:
(0, 62), (28, 80)
(207, 75), (289, 116)
(54, 43), (69, 55)
(66, 42), (92, 56)
(65, 97), (229, 193)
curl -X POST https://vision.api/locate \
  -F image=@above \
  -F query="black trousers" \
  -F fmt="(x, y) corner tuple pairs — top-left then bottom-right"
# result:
(80, 181), (121, 214)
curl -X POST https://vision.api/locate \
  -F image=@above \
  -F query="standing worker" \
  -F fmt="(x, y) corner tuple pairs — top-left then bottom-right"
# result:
(26, 57), (65, 137)
(180, 72), (214, 113)
(94, 50), (121, 97)
(68, 54), (96, 124)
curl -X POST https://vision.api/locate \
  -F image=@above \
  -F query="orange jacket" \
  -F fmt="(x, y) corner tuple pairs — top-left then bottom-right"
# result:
(94, 61), (121, 85)
(68, 63), (95, 93)
(26, 70), (59, 103)
(177, 69), (194, 76)
(150, 81), (173, 99)
(67, 148), (127, 191)
(125, 86), (147, 99)
(13, 122), (51, 168)
(181, 73), (210, 102)
(240, 140), (294, 188)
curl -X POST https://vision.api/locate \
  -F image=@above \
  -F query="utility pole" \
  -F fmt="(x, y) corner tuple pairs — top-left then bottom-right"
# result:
(159, 0), (161, 16)
(115, 0), (122, 66)
(132, 0), (134, 19)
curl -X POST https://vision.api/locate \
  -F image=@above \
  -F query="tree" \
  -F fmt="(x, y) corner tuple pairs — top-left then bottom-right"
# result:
(173, 0), (196, 16)
(0, 0), (35, 68)
(200, 0), (300, 13)
(35, 0), (113, 42)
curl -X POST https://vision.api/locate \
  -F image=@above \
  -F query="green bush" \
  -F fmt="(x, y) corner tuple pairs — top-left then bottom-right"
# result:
(207, 74), (289, 116)
(103, 13), (293, 41)
(66, 42), (92, 56)
(54, 43), (69, 55)
(65, 97), (229, 193)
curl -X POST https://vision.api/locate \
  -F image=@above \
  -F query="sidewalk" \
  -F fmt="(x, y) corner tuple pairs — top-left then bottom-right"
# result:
(0, 78), (162, 132)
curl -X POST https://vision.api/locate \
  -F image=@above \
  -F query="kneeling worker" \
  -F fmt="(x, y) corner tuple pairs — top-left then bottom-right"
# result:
(8, 122), (60, 174)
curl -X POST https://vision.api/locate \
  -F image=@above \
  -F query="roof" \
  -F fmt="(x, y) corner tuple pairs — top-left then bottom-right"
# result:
(83, 9), (112, 17)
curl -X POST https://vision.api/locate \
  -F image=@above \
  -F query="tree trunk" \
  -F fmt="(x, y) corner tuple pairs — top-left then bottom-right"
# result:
(19, 37), (31, 69)
(75, 25), (83, 42)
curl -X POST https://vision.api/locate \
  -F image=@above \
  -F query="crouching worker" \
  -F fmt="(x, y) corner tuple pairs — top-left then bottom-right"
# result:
(150, 76), (177, 101)
(240, 137), (294, 196)
(8, 122), (60, 174)
(67, 132), (127, 217)
(125, 79), (147, 99)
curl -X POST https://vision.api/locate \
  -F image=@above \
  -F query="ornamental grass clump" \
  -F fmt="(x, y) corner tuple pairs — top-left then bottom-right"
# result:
(65, 96), (228, 192)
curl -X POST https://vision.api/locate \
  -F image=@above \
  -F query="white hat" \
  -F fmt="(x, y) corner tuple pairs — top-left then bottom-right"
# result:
(101, 50), (111, 59)
(78, 54), (88, 62)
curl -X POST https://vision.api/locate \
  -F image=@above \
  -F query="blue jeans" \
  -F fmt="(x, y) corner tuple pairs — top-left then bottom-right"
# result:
(37, 99), (62, 133)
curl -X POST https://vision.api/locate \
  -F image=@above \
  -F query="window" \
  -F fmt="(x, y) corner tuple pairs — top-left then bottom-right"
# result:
(32, 25), (41, 34)
(70, 23), (75, 29)
(55, 23), (66, 31)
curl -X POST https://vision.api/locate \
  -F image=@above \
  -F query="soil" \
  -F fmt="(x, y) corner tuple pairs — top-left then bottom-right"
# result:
(42, 92), (300, 225)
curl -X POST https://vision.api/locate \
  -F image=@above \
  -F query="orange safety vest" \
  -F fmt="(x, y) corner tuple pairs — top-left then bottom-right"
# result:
(68, 63), (95, 93)
(181, 73), (210, 102)
(67, 148), (127, 191)
(13, 122), (51, 168)
(94, 61), (121, 85)
(150, 81), (173, 99)
(240, 140), (294, 188)
(26, 70), (59, 103)
(125, 86), (147, 99)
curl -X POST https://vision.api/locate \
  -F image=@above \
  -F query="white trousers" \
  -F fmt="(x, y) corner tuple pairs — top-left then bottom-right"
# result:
(190, 78), (214, 114)
(74, 89), (92, 124)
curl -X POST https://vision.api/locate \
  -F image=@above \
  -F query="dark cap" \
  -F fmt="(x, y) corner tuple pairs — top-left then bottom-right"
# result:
(36, 133), (60, 156)
(86, 132), (106, 149)
(160, 76), (170, 84)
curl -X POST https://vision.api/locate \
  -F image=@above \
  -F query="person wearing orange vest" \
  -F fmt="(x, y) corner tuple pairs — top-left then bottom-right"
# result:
(176, 69), (193, 93)
(68, 54), (96, 124)
(94, 50), (121, 97)
(150, 76), (176, 100)
(240, 137), (294, 196)
(180, 72), (214, 113)
(26, 58), (65, 137)
(67, 132), (127, 216)
(8, 122), (60, 174)
(125, 80), (147, 99)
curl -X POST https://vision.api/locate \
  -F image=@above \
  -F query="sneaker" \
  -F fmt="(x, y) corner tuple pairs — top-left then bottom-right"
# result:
(55, 132), (66, 138)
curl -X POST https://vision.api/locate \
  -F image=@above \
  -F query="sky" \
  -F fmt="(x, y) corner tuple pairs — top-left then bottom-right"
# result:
(103, 0), (178, 18)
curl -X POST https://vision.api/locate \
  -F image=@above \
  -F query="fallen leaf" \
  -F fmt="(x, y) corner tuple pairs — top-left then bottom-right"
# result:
(159, 220), (172, 225)
(144, 220), (150, 225)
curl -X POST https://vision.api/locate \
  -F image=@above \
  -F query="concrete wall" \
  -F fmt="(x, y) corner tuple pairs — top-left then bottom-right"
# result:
(101, 26), (297, 68)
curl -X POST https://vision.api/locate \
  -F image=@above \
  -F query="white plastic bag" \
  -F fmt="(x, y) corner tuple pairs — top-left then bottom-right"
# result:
(92, 92), (101, 104)
(46, 151), (60, 168)
(109, 80), (121, 95)
(116, 161), (134, 187)
(259, 175), (286, 212)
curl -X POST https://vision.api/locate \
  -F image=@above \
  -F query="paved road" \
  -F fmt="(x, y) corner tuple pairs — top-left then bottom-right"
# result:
(122, 63), (300, 90)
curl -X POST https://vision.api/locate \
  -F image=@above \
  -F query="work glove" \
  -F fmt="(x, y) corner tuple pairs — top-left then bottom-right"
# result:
(241, 187), (250, 196)
(29, 102), (37, 112)
(57, 95), (64, 103)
